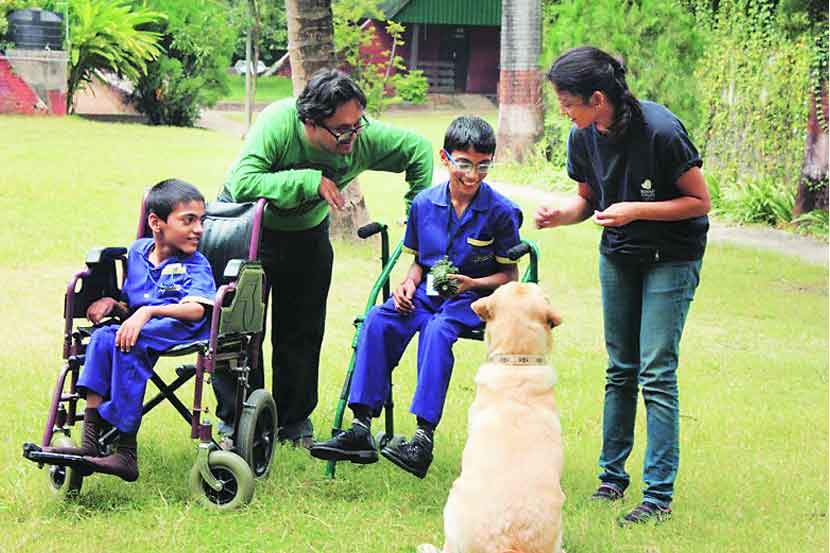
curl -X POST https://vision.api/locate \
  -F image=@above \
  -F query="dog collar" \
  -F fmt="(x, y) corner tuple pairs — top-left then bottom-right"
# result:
(488, 354), (547, 365)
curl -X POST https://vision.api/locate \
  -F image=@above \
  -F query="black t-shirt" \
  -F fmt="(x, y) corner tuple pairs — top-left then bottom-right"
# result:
(566, 100), (708, 262)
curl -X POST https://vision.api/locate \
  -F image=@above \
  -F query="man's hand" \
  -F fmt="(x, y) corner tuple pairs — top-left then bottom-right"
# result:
(318, 176), (345, 210)
(115, 306), (153, 353)
(87, 297), (121, 324)
(447, 274), (476, 294)
(534, 206), (564, 229)
(592, 203), (639, 227)
(393, 278), (417, 315)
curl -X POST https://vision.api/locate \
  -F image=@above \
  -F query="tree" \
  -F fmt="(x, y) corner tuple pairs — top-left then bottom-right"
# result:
(793, 17), (828, 218)
(496, 0), (544, 163)
(65, 0), (163, 113)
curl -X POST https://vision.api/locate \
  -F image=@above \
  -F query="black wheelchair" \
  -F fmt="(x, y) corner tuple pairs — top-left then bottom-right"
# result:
(324, 221), (540, 478)
(23, 195), (275, 510)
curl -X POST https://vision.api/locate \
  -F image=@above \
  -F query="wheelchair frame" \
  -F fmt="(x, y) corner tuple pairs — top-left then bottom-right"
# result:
(24, 197), (273, 510)
(324, 222), (540, 478)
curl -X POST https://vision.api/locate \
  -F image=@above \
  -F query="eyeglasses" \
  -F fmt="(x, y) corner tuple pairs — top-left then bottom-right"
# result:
(319, 115), (370, 144)
(443, 150), (494, 174)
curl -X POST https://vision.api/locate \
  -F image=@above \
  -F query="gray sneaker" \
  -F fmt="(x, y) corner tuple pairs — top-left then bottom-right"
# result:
(278, 418), (314, 449)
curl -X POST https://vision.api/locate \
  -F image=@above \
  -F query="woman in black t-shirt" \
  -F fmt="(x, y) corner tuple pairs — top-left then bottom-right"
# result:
(535, 46), (710, 525)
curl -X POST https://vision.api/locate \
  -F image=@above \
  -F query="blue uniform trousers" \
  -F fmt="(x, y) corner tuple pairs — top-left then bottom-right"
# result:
(348, 284), (483, 425)
(78, 317), (202, 433)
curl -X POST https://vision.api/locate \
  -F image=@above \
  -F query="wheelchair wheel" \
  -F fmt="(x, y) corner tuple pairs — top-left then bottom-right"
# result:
(189, 450), (254, 510)
(236, 389), (277, 479)
(46, 435), (83, 498)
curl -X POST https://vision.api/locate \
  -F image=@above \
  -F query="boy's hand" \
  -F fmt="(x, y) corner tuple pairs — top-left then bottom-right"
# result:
(393, 278), (417, 315)
(115, 306), (153, 352)
(87, 297), (119, 324)
(592, 203), (638, 227)
(534, 206), (564, 229)
(447, 274), (475, 294)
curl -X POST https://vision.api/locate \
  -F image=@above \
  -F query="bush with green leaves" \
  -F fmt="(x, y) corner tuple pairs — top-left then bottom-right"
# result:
(694, 0), (811, 227)
(333, 0), (427, 117)
(130, 0), (235, 126)
(66, 0), (163, 113)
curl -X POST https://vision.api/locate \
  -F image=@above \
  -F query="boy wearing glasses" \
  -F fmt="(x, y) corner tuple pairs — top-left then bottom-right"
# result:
(217, 69), (433, 448)
(310, 116), (523, 478)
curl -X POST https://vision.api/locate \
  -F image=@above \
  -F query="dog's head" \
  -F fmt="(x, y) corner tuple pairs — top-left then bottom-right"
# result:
(471, 282), (562, 357)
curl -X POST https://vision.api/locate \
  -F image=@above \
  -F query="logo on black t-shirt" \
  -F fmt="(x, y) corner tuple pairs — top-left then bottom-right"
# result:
(640, 179), (655, 201)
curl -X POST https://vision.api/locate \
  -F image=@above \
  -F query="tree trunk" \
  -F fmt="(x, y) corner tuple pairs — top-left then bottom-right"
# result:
(793, 82), (829, 217)
(495, 0), (544, 163)
(285, 0), (369, 240)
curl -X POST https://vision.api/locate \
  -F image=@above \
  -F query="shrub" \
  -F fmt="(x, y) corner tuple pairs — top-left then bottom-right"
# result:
(130, 0), (235, 126)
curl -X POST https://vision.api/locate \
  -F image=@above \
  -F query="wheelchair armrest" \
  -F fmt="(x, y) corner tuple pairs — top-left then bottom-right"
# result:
(222, 258), (245, 284)
(85, 247), (128, 266)
(216, 261), (266, 337)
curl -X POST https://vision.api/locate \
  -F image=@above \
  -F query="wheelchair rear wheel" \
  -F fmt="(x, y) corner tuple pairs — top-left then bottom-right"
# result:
(189, 450), (254, 510)
(46, 435), (83, 497)
(236, 389), (277, 479)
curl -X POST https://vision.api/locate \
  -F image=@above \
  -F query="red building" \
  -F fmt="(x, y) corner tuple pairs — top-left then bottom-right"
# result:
(377, 0), (501, 94)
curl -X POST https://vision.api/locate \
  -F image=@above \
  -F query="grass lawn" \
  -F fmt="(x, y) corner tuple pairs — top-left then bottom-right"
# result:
(0, 113), (827, 553)
(220, 75), (293, 103)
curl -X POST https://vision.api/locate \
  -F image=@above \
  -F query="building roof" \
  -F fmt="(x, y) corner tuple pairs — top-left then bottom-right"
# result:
(380, 0), (501, 27)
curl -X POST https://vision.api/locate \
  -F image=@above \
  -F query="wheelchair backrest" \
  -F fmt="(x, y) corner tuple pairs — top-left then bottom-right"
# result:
(138, 196), (266, 287)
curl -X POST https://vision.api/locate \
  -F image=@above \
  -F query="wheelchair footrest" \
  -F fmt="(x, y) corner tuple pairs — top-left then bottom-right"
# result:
(22, 443), (95, 475)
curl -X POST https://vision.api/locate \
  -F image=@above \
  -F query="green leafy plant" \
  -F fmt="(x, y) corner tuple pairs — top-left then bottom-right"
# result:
(65, 0), (163, 113)
(333, 0), (427, 117)
(130, 0), (235, 126)
(429, 255), (459, 298)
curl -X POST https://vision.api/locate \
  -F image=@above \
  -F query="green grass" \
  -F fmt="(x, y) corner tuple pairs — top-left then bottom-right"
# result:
(220, 75), (293, 103)
(0, 113), (827, 552)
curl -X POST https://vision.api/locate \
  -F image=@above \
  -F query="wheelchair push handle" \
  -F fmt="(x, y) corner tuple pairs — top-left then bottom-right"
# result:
(507, 242), (532, 261)
(357, 222), (386, 239)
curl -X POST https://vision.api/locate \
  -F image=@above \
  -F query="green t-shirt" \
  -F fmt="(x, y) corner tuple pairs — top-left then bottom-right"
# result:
(222, 98), (434, 231)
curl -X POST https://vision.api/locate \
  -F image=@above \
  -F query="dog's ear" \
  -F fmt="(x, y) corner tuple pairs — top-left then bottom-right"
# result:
(471, 296), (491, 321)
(546, 306), (562, 328)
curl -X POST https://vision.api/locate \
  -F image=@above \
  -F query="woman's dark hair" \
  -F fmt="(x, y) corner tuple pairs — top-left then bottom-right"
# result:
(547, 46), (643, 138)
(443, 115), (496, 155)
(296, 68), (367, 124)
(147, 178), (205, 221)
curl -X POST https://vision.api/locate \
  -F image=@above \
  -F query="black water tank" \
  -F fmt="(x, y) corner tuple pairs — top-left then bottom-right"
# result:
(7, 8), (64, 50)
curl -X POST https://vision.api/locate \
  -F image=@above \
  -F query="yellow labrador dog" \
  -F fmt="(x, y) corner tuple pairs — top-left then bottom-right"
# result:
(418, 282), (565, 553)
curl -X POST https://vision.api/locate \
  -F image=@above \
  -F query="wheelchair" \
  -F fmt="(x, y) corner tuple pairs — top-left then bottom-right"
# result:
(22, 195), (275, 510)
(324, 221), (540, 478)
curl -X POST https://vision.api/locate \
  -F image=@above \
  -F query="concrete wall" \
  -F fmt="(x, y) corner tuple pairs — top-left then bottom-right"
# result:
(1, 48), (67, 115)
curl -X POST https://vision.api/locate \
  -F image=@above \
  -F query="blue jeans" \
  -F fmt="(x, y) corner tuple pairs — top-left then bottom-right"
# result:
(598, 254), (702, 508)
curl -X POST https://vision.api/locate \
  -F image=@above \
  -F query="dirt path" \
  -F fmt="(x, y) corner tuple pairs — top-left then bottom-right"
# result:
(198, 109), (828, 268)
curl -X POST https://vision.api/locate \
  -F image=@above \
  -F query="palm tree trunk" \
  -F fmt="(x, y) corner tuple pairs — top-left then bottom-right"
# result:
(284, 0), (370, 240)
(496, 0), (544, 163)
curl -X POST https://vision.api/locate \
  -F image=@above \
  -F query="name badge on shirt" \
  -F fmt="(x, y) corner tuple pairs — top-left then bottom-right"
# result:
(161, 263), (187, 275)
(425, 274), (440, 296)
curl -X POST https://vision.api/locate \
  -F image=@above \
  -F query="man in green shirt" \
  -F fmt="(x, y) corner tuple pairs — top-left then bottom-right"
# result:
(215, 68), (433, 447)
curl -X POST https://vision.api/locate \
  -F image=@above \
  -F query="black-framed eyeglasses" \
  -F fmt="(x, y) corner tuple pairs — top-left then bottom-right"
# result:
(319, 115), (370, 144)
(443, 149), (494, 174)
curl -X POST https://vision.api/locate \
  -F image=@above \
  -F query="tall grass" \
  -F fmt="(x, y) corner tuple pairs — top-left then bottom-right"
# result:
(0, 114), (827, 552)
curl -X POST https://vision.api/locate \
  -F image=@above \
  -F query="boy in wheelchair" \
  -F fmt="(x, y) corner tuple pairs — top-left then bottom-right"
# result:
(310, 116), (523, 478)
(43, 179), (216, 482)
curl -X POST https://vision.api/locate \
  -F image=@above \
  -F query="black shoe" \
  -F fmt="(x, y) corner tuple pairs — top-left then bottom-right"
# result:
(619, 501), (672, 526)
(309, 423), (378, 464)
(381, 430), (433, 479)
(590, 483), (625, 502)
(278, 418), (314, 449)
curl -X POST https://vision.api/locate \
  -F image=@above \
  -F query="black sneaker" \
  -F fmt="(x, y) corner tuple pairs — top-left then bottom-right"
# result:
(619, 501), (672, 526)
(381, 429), (433, 479)
(309, 422), (378, 464)
(590, 483), (625, 502)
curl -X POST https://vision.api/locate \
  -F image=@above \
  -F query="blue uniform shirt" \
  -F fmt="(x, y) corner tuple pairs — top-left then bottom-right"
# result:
(403, 181), (522, 279)
(122, 238), (217, 322)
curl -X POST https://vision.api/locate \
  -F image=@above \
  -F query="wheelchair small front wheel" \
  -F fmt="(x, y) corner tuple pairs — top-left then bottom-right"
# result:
(236, 389), (277, 479)
(47, 435), (83, 498)
(189, 450), (254, 510)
